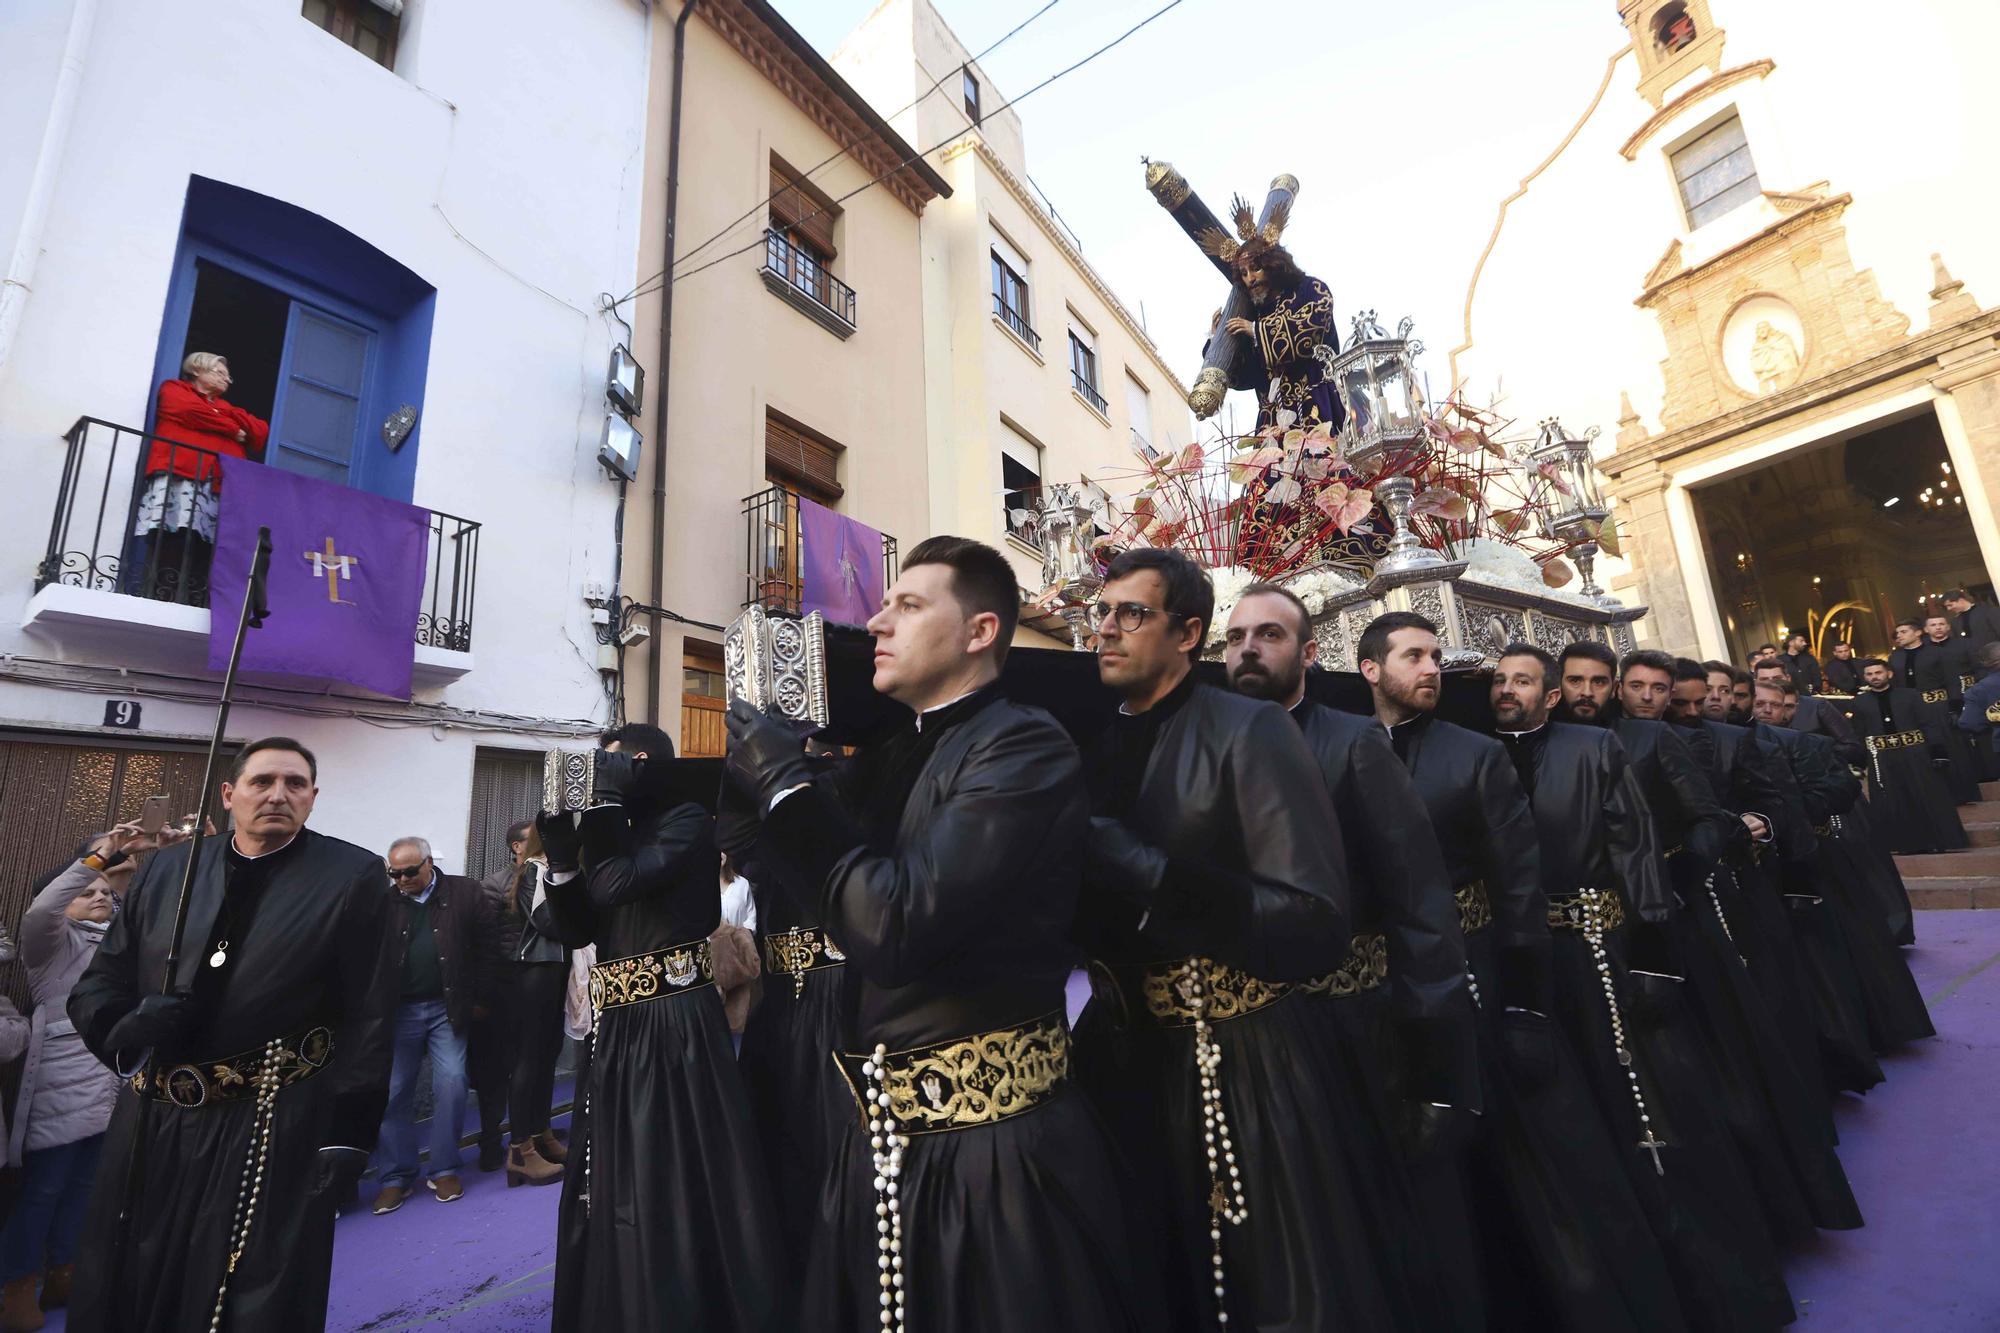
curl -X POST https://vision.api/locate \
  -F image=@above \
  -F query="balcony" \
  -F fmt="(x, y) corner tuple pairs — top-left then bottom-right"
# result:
(992, 293), (1042, 355)
(742, 484), (898, 616)
(761, 230), (857, 339)
(26, 416), (480, 685)
(1072, 371), (1108, 417)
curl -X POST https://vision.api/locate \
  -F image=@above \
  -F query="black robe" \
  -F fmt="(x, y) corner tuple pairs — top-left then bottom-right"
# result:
(67, 829), (400, 1333)
(1899, 639), (1982, 800)
(1789, 695), (1867, 770)
(1822, 656), (1862, 696)
(750, 685), (1157, 1332)
(542, 798), (786, 1332)
(1845, 688), (1968, 851)
(719, 772), (851, 1266)
(1611, 715), (1860, 1241)
(1392, 711), (1685, 1333)
(1955, 601), (2000, 655)
(1291, 698), (1477, 1332)
(1761, 728), (1934, 1054)
(1077, 676), (1388, 1333)
(1501, 722), (1794, 1333)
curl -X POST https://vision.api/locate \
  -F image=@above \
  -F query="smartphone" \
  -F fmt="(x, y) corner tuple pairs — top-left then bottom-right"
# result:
(139, 795), (170, 834)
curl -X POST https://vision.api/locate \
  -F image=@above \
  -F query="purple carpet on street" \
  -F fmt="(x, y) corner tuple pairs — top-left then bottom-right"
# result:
(799, 495), (884, 626)
(208, 457), (431, 697)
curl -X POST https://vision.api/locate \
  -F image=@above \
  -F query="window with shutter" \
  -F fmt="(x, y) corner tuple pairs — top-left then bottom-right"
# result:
(765, 409), (844, 503)
(769, 156), (839, 261)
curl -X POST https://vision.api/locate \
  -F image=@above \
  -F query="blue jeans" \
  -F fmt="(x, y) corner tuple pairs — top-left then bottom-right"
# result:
(374, 1000), (468, 1189)
(0, 1133), (104, 1282)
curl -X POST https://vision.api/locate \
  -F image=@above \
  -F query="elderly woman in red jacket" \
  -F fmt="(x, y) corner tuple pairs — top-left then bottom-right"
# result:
(133, 352), (268, 601)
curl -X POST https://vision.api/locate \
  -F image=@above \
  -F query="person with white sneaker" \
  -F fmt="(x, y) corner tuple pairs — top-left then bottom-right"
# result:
(370, 838), (497, 1214)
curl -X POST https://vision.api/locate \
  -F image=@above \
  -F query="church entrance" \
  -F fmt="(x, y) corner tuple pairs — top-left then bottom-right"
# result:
(1688, 406), (1991, 663)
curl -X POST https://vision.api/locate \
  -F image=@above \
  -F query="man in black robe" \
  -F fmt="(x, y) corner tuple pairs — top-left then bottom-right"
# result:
(1848, 658), (1969, 852)
(1489, 645), (1794, 1333)
(1596, 649), (1862, 1243)
(724, 536), (1154, 1332)
(1754, 660), (1866, 769)
(68, 737), (401, 1333)
(1822, 642), (1863, 696)
(536, 723), (784, 1332)
(1924, 612), (1994, 782)
(1224, 587), (1477, 1331)
(1363, 615), (1685, 1333)
(1073, 547), (1366, 1332)
(1944, 587), (2000, 657)
(1888, 619), (1980, 802)
(1754, 680), (1933, 1055)
(1776, 634), (1823, 696)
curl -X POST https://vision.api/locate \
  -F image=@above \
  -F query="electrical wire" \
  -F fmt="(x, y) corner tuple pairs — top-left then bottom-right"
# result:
(659, 0), (1061, 280)
(619, 0), (1188, 306)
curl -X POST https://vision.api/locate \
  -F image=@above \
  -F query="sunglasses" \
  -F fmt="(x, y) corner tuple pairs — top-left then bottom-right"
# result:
(386, 862), (430, 881)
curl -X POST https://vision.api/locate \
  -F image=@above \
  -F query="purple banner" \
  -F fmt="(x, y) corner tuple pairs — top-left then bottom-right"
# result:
(799, 496), (884, 626)
(208, 458), (431, 697)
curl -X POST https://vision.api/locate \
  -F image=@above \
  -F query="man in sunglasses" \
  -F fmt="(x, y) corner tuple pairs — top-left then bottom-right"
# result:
(368, 837), (498, 1214)
(1071, 546), (1364, 1331)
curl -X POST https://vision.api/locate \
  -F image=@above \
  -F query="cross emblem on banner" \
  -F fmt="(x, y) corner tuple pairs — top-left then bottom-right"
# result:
(304, 537), (360, 605)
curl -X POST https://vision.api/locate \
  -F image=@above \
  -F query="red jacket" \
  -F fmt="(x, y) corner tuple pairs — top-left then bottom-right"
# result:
(146, 379), (269, 485)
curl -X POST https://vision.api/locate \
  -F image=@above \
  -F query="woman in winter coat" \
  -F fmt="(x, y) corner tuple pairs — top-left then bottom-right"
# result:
(0, 821), (184, 1331)
(135, 351), (269, 600)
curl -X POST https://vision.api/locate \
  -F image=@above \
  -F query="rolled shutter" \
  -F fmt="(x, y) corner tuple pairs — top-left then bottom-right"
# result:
(765, 411), (843, 501)
(770, 161), (839, 260)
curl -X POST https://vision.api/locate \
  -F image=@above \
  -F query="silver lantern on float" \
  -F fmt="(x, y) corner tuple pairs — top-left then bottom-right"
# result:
(1529, 417), (1621, 609)
(1321, 312), (1442, 577)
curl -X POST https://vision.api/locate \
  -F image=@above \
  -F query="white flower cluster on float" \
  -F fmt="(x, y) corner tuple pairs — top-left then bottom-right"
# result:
(1456, 538), (1601, 610)
(1202, 563), (1365, 646)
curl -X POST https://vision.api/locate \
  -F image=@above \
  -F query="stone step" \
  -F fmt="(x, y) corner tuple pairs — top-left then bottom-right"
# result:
(1895, 848), (2000, 878)
(1903, 879), (2000, 910)
(1966, 823), (2000, 848)
(1983, 780), (2000, 801)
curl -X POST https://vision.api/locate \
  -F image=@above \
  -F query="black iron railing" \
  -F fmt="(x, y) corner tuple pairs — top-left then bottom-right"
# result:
(1072, 371), (1108, 415)
(992, 293), (1041, 353)
(763, 230), (856, 327)
(36, 416), (481, 652)
(742, 484), (897, 616)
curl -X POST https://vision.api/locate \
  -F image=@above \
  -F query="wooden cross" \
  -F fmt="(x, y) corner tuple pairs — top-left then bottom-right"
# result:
(304, 537), (358, 605)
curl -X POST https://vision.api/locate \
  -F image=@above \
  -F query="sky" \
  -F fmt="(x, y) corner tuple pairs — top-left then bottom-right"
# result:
(784, 0), (1633, 435)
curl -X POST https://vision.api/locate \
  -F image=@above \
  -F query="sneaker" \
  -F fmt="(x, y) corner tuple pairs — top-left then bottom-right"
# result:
(371, 1185), (409, 1215)
(428, 1175), (464, 1203)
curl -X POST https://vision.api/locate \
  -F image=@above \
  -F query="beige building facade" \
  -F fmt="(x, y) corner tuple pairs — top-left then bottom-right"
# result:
(1451, 0), (2000, 663)
(832, 0), (1193, 646)
(623, 0), (947, 753)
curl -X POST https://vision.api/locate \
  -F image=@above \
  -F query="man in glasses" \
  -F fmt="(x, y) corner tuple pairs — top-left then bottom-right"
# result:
(1071, 546), (1365, 1331)
(369, 837), (498, 1214)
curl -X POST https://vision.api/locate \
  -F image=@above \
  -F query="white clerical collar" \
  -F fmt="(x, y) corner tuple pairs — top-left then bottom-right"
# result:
(1496, 724), (1547, 738)
(231, 831), (300, 860)
(914, 689), (978, 733)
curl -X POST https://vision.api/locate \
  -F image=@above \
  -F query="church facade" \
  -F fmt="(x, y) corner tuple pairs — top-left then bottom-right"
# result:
(1450, 0), (2000, 662)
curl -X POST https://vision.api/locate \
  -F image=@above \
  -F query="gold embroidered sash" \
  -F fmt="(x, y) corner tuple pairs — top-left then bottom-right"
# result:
(132, 1024), (334, 1109)
(1300, 933), (1389, 998)
(589, 940), (715, 1014)
(1865, 729), (1928, 754)
(761, 926), (845, 996)
(836, 1013), (1069, 1135)
(1138, 957), (1291, 1026)
(1456, 880), (1493, 936)
(1547, 888), (1627, 933)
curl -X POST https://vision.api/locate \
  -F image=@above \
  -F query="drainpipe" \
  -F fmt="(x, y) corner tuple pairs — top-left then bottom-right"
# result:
(0, 0), (98, 382)
(645, 0), (698, 724)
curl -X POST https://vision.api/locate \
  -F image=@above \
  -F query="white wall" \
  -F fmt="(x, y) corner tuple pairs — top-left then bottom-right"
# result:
(0, 0), (651, 850)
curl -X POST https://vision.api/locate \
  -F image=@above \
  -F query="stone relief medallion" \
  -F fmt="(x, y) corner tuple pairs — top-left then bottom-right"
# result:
(1720, 295), (1807, 397)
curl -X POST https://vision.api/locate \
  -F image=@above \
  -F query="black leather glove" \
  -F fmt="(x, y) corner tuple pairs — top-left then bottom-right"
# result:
(725, 701), (816, 811)
(1399, 1100), (1473, 1161)
(311, 1145), (369, 1199)
(104, 993), (201, 1062)
(536, 810), (583, 874)
(1498, 1008), (1558, 1088)
(591, 748), (644, 804)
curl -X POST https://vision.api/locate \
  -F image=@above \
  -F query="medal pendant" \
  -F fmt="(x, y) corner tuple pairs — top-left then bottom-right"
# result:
(209, 946), (229, 969)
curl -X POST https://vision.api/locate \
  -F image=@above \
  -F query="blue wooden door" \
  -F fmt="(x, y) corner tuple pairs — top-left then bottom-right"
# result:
(268, 303), (373, 485)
